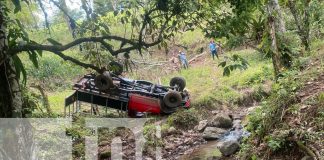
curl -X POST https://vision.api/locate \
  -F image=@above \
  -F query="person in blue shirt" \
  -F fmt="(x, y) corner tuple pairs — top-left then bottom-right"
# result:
(178, 51), (189, 69)
(209, 39), (219, 60)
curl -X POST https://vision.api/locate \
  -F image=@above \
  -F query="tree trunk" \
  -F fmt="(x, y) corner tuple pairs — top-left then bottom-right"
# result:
(31, 84), (52, 114)
(268, 16), (282, 77)
(0, 4), (38, 160)
(302, 1), (310, 52)
(288, 0), (311, 52)
(0, 61), (23, 118)
(271, 0), (286, 33)
(0, 1), (23, 118)
(268, 0), (284, 77)
(59, 0), (76, 38)
(0, 3), (36, 160)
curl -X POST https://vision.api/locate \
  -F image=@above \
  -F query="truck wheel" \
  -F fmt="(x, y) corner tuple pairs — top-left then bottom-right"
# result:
(170, 77), (186, 91)
(109, 61), (123, 75)
(163, 91), (182, 108)
(94, 71), (113, 90)
(160, 101), (177, 114)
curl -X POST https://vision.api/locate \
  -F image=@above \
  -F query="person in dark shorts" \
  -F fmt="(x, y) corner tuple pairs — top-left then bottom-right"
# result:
(209, 39), (219, 60)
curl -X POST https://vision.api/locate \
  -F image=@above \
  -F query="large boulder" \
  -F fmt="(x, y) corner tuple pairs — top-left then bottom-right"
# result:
(209, 113), (233, 128)
(202, 127), (227, 140)
(197, 120), (208, 132)
(217, 140), (240, 156)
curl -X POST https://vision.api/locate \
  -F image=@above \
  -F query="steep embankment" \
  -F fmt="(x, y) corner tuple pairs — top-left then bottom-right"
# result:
(84, 48), (275, 160)
(136, 48), (275, 159)
(68, 44), (323, 160)
(141, 43), (324, 160)
(239, 44), (324, 160)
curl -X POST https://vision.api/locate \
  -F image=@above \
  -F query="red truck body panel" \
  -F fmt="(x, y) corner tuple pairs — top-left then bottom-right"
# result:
(128, 94), (161, 114)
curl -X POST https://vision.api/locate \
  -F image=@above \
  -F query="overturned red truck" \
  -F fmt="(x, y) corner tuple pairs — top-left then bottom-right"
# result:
(65, 71), (190, 117)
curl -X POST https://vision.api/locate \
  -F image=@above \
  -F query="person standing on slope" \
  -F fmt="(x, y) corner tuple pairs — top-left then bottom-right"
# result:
(209, 39), (219, 60)
(178, 50), (189, 69)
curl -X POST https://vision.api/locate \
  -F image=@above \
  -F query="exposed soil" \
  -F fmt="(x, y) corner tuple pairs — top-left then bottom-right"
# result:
(297, 73), (324, 102)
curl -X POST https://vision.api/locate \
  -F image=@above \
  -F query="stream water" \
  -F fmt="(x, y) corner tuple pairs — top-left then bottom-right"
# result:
(179, 140), (221, 160)
(179, 124), (250, 160)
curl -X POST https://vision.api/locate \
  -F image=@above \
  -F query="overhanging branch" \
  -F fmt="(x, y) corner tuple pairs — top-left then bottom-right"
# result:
(8, 35), (138, 55)
(2, 5), (179, 73)
(52, 51), (101, 72)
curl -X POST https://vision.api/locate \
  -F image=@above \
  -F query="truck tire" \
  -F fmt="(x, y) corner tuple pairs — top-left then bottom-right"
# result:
(170, 77), (186, 91)
(94, 71), (113, 90)
(160, 101), (177, 114)
(163, 91), (182, 108)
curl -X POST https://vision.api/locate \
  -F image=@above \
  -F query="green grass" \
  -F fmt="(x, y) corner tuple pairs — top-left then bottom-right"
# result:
(37, 48), (273, 114)
(162, 64), (216, 100)
(19, 49), (88, 91)
(162, 49), (273, 108)
(218, 49), (273, 87)
(23, 24), (273, 114)
(48, 89), (75, 114)
(176, 29), (205, 46)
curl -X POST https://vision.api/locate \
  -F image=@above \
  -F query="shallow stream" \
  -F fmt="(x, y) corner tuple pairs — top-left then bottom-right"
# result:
(179, 140), (221, 160)
(179, 123), (250, 160)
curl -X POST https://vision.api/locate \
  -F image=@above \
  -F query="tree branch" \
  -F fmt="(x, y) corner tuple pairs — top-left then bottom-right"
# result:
(1, 4), (179, 74)
(8, 35), (138, 55)
(1, 34), (164, 72)
(53, 51), (101, 72)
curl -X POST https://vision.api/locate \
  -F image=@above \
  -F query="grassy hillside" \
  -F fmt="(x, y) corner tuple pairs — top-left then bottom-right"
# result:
(162, 49), (273, 108)
(239, 42), (324, 160)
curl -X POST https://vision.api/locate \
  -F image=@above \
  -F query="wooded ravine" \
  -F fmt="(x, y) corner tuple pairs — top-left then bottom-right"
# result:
(0, 0), (323, 160)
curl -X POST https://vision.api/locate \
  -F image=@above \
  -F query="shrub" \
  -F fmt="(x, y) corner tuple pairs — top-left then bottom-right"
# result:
(166, 108), (199, 129)
(25, 52), (86, 90)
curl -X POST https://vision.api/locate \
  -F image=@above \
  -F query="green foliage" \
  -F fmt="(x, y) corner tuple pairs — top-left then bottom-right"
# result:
(318, 92), (324, 105)
(246, 69), (301, 138)
(66, 115), (91, 139)
(250, 16), (266, 43)
(259, 30), (301, 70)
(12, 55), (27, 84)
(11, 0), (21, 13)
(143, 124), (164, 147)
(241, 47), (324, 158)
(176, 29), (204, 47)
(267, 137), (285, 151)
(315, 92), (324, 129)
(225, 34), (246, 49)
(160, 49), (273, 111)
(245, 66), (272, 85)
(218, 54), (249, 76)
(166, 109), (199, 129)
(47, 90), (75, 113)
(73, 143), (85, 158)
(203, 0), (264, 39)
(7, 18), (43, 84)
(21, 86), (39, 115)
(29, 112), (61, 118)
(24, 52), (86, 90)
(199, 85), (240, 106)
(309, 0), (324, 39)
